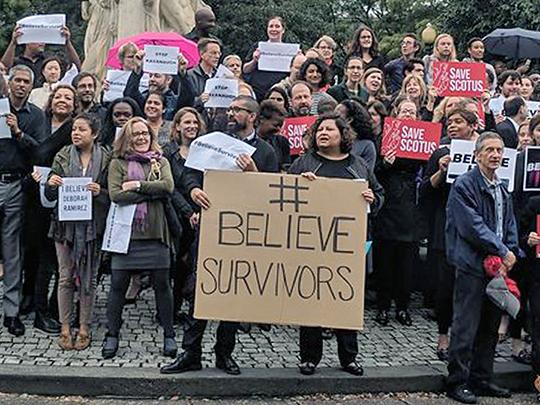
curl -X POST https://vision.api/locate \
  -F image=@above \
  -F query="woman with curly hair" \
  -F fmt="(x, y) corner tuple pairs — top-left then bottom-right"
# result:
(297, 58), (336, 115)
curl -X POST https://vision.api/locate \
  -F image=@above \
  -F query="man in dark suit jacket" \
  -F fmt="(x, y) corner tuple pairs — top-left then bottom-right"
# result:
(496, 96), (527, 149)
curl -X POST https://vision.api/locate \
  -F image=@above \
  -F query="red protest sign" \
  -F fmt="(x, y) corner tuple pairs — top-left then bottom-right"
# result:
(280, 115), (317, 155)
(433, 61), (486, 97)
(381, 118), (442, 161)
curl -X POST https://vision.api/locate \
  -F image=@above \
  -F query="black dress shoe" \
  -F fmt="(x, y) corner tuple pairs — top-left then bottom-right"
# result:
(216, 354), (241, 375)
(447, 384), (477, 404)
(396, 310), (413, 326)
(34, 311), (61, 334)
(160, 351), (202, 374)
(3, 316), (25, 337)
(101, 335), (119, 359)
(238, 323), (251, 333)
(343, 361), (364, 376)
(375, 310), (389, 326)
(470, 381), (511, 398)
(19, 296), (34, 316)
(299, 362), (316, 375)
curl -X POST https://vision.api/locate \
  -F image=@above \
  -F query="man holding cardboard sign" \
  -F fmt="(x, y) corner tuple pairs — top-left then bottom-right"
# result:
(161, 95), (278, 376)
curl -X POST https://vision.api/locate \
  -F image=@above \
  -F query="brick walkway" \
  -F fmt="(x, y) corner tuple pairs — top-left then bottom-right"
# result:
(0, 278), (515, 370)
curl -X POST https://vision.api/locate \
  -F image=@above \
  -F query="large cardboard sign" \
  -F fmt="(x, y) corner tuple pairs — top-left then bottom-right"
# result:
(432, 61), (486, 97)
(447, 139), (517, 191)
(280, 116), (317, 156)
(524, 146), (540, 191)
(195, 171), (368, 330)
(381, 118), (441, 161)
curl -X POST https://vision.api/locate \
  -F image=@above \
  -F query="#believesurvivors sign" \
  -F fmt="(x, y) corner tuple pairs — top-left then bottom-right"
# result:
(447, 139), (517, 191)
(381, 118), (441, 161)
(432, 61), (486, 97)
(195, 171), (368, 330)
(280, 116), (317, 156)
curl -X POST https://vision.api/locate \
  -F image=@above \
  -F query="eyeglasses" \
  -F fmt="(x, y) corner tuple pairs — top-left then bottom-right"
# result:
(133, 131), (151, 138)
(227, 106), (252, 114)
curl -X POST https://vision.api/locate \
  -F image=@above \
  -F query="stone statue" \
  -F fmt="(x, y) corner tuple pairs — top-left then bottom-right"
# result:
(81, 0), (210, 80)
(160, 0), (210, 34)
(81, 0), (119, 80)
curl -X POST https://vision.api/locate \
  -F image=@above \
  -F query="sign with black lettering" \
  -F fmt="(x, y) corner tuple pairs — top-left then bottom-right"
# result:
(524, 146), (540, 191)
(195, 171), (368, 330)
(447, 139), (517, 191)
(58, 177), (92, 221)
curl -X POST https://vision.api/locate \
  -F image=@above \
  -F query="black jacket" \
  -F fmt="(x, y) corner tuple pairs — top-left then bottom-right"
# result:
(162, 141), (196, 221)
(327, 82), (368, 104)
(373, 156), (423, 242)
(419, 145), (451, 251)
(287, 150), (384, 215)
(496, 118), (518, 149)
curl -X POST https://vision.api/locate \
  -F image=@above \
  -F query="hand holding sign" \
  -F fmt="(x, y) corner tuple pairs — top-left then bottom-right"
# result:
(381, 118), (442, 161)
(17, 14), (66, 45)
(143, 45), (179, 75)
(432, 61), (486, 97)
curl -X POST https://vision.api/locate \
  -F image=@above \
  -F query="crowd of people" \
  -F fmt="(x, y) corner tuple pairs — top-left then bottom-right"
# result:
(1, 8), (540, 404)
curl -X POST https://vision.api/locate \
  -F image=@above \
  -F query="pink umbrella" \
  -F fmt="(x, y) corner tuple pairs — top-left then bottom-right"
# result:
(106, 31), (200, 70)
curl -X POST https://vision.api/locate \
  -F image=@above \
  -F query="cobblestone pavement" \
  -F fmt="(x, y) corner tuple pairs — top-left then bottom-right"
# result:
(0, 278), (515, 370)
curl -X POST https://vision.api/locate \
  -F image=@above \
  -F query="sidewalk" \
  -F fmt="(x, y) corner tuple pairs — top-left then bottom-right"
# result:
(0, 278), (530, 397)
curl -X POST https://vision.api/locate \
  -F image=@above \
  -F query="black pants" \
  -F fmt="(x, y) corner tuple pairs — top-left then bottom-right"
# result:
(432, 249), (455, 335)
(172, 228), (194, 315)
(181, 230), (238, 359)
(300, 326), (358, 367)
(447, 270), (502, 388)
(23, 199), (58, 314)
(106, 268), (175, 338)
(374, 240), (416, 311)
(530, 277), (540, 374)
(508, 259), (529, 340)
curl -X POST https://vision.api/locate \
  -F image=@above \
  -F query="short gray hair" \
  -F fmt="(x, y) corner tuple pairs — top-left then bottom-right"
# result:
(474, 131), (504, 152)
(8, 64), (34, 84)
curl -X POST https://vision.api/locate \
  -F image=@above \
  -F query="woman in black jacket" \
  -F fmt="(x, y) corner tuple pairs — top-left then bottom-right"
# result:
(162, 107), (205, 323)
(373, 96), (423, 327)
(288, 113), (384, 377)
(25, 84), (78, 333)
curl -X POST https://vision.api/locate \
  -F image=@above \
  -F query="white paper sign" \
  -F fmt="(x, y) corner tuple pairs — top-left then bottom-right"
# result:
(258, 42), (300, 72)
(115, 127), (123, 142)
(0, 98), (11, 139)
(17, 14), (66, 45)
(101, 203), (136, 253)
(139, 73), (150, 93)
(143, 45), (179, 75)
(103, 70), (131, 102)
(447, 139), (517, 192)
(215, 64), (235, 79)
(59, 177), (92, 221)
(59, 63), (79, 85)
(185, 132), (256, 172)
(527, 101), (540, 118)
(34, 166), (56, 208)
(204, 78), (238, 108)
(489, 96), (505, 115)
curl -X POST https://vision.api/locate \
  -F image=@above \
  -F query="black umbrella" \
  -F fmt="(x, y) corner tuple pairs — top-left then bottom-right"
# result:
(483, 27), (540, 59)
